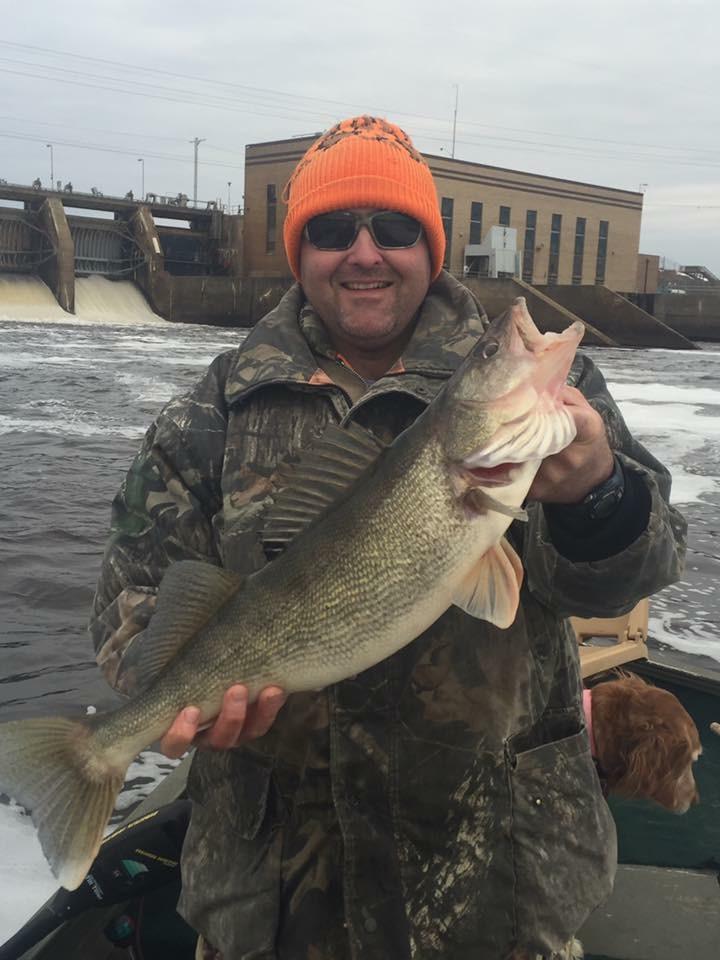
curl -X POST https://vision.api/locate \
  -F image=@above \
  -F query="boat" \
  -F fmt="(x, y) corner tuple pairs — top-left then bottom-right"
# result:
(2, 601), (719, 960)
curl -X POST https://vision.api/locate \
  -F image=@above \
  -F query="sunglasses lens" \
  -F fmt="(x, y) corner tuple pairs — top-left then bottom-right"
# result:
(304, 211), (423, 250)
(371, 213), (422, 248)
(305, 214), (356, 249)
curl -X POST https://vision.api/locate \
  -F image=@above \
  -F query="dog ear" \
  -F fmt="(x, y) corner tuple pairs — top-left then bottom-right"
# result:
(620, 724), (691, 806)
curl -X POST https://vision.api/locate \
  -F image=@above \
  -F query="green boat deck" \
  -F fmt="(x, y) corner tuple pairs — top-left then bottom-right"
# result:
(581, 864), (719, 960)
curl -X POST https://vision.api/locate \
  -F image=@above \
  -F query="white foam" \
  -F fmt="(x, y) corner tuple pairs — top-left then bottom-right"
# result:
(0, 749), (179, 944)
(74, 276), (166, 325)
(649, 612), (720, 664)
(0, 275), (166, 327)
(0, 412), (147, 440)
(609, 392), (720, 505)
(609, 382), (720, 406)
(0, 799), (58, 944)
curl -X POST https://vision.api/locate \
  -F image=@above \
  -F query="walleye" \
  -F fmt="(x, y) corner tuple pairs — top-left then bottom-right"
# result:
(0, 298), (583, 890)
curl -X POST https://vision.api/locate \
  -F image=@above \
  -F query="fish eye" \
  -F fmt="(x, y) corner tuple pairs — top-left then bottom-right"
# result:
(481, 339), (499, 359)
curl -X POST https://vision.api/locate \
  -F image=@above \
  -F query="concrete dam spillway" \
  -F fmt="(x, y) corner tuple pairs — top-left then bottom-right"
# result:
(0, 275), (166, 325)
(0, 184), (245, 327)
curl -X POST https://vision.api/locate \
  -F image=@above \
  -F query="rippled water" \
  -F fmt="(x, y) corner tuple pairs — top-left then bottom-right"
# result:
(1, 281), (719, 940)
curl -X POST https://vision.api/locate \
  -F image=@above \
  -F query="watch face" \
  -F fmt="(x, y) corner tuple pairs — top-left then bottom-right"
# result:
(589, 486), (624, 521)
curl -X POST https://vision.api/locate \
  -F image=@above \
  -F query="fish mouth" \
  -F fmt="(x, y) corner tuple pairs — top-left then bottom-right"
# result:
(462, 302), (582, 470)
(463, 396), (577, 470)
(461, 461), (521, 487)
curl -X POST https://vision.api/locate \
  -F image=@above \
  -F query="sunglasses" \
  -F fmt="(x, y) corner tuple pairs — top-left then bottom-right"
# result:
(304, 210), (423, 251)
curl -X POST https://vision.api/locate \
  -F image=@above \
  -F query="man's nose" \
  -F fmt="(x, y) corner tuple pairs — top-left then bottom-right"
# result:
(347, 225), (383, 266)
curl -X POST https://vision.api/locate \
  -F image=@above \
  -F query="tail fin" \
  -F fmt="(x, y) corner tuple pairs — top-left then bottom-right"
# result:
(0, 717), (127, 890)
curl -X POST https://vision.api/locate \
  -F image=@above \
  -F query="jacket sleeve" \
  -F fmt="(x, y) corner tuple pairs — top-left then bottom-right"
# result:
(89, 352), (233, 695)
(522, 352), (688, 619)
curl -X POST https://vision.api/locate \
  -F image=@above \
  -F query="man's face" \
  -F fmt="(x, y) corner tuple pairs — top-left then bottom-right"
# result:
(299, 208), (432, 355)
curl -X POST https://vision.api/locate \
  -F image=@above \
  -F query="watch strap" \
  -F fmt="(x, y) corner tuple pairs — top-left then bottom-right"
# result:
(563, 456), (625, 523)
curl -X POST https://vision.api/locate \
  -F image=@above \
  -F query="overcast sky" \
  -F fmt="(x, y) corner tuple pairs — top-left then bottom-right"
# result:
(2, 0), (719, 273)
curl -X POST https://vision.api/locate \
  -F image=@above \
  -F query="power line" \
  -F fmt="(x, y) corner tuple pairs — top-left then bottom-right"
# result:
(0, 131), (244, 172)
(0, 64), (340, 137)
(5, 61), (720, 174)
(0, 114), (246, 158)
(0, 39), (367, 113)
(0, 56), (340, 124)
(2, 39), (720, 163)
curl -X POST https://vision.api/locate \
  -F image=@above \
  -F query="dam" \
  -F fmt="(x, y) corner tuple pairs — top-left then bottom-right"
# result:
(0, 182), (244, 326)
(0, 179), (710, 348)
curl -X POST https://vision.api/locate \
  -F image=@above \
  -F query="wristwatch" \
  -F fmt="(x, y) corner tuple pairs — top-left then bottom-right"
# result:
(567, 456), (626, 522)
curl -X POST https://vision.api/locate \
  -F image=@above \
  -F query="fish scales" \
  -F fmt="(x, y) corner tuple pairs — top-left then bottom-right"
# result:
(0, 297), (584, 889)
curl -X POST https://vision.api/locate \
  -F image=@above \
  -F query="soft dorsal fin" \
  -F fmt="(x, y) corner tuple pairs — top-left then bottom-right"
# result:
(452, 537), (523, 628)
(136, 559), (244, 690)
(263, 422), (386, 556)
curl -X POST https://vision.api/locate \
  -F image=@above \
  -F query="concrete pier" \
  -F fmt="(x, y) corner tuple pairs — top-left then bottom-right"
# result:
(38, 198), (75, 313)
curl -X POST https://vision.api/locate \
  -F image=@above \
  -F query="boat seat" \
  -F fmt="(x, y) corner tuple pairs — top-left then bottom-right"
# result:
(572, 598), (650, 679)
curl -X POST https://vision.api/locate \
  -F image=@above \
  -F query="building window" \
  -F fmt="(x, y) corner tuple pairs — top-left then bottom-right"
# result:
(469, 201), (483, 244)
(441, 197), (454, 269)
(572, 217), (586, 284)
(499, 205), (511, 227)
(266, 184), (277, 254)
(595, 220), (609, 284)
(522, 210), (537, 283)
(548, 213), (562, 283)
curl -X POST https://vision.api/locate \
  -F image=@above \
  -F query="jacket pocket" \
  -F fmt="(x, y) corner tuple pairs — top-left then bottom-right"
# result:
(179, 749), (284, 958)
(509, 728), (617, 956)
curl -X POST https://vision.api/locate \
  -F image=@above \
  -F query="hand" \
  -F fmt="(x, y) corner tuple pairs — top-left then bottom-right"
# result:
(527, 386), (614, 504)
(160, 684), (286, 759)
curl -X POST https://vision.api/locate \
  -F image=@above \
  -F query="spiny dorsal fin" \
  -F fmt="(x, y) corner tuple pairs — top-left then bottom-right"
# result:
(136, 560), (244, 690)
(263, 422), (386, 556)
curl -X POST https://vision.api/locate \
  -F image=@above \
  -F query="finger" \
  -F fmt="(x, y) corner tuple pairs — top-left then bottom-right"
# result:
(201, 685), (250, 750)
(161, 706), (200, 759)
(559, 384), (587, 407)
(562, 397), (606, 446)
(557, 384), (585, 414)
(238, 686), (287, 742)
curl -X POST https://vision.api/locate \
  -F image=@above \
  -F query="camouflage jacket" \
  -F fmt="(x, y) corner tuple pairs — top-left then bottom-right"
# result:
(91, 272), (687, 960)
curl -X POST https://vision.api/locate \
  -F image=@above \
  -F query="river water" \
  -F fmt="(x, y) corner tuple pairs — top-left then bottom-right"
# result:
(1, 275), (719, 941)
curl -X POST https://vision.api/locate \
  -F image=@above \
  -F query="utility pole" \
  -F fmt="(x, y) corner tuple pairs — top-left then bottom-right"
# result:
(137, 158), (145, 199)
(189, 137), (206, 205)
(227, 181), (232, 212)
(451, 85), (459, 159)
(46, 143), (54, 187)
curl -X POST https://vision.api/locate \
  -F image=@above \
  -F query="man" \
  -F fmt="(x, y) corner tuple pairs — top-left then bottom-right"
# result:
(91, 115), (686, 959)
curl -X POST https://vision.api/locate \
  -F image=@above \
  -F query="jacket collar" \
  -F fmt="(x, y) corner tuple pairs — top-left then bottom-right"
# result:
(223, 271), (487, 408)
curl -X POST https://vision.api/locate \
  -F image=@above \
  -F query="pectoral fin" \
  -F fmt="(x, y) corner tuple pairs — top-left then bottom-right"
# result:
(452, 537), (523, 628)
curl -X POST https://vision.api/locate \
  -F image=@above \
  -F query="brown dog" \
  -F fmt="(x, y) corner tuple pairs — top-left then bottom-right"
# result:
(585, 672), (701, 813)
(513, 677), (701, 959)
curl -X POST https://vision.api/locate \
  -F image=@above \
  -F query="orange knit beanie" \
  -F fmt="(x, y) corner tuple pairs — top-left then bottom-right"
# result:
(283, 115), (445, 281)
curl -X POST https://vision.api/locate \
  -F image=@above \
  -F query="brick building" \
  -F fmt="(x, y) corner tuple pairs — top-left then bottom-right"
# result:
(243, 133), (643, 292)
